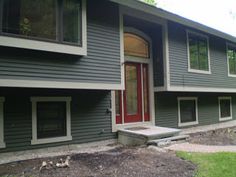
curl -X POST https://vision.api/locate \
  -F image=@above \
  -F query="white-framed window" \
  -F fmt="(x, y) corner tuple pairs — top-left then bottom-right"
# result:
(187, 30), (211, 74)
(178, 97), (199, 127)
(31, 97), (72, 145)
(218, 97), (232, 121)
(0, 0), (87, 55)
(227, 43), (236, 77)
(0, 97), (5, 148)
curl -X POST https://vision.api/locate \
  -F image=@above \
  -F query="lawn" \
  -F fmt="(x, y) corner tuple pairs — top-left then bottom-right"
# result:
(177, 151), (236, 177)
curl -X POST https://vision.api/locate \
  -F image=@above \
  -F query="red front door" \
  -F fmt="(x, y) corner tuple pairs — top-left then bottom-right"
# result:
(115, 63), (149, 124)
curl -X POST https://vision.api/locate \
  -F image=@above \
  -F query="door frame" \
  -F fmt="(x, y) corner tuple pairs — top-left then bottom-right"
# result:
(111, 27), (155, 132)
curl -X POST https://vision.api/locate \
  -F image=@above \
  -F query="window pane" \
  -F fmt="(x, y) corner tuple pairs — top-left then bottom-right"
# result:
(220, 99), (231, 118)
(115, 91), (121, 115)
(126, 65), (138, 115)
(124, 33), (149, 58)
(198, 40), (208, 70)
(189, 38), (199, 70)
(189, 33), (209, 71)
(143, 65), (149, 114)
(63, 0), (81, 44)
(180, 100), (196, 123)
(3, 0), (56, 40)
(228, 48), (236, 74)
(37, 102), (66, 139)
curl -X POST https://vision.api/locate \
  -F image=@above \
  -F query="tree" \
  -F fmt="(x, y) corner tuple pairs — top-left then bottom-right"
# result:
(142, 0), (157, 6)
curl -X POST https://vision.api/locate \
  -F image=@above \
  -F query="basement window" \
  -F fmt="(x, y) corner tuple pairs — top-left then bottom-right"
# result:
(178, 97), (199, 127)
(219, 97), (232, 121)
(0, 0), (87, 55)
(31, 97), (72, 145)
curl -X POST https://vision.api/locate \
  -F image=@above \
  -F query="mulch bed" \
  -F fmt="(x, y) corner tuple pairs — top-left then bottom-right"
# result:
(188, 126), (236, 145)
(0, 147), (196, 177)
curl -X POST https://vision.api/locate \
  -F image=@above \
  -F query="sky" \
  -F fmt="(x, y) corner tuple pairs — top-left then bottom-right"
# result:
(155, 0), (236, 37)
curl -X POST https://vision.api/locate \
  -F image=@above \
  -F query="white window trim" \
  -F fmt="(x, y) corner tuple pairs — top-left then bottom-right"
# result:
(178, 97), (199, 127)
(0, 97), (5, 148)
(218, 96), (233, 122)
(226, 42), (236, 78)
(0, 0), (87, 56)
(186, 30), (211, 74)
(30, 97), (72, 145)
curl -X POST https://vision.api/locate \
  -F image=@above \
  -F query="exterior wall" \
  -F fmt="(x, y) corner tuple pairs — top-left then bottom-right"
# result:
(0, 0), (121, 86)
(155, 92), (236, 128)
(168, 21), (236, 89)
(0, 88), (115, 153)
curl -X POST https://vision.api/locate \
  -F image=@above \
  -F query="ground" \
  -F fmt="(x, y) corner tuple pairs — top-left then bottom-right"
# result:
(0, 147), (196, 177)
(188, 126), (236, 145)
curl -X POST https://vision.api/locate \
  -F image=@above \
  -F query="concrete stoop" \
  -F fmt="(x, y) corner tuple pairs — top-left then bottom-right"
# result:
(118, 126), (181, 146)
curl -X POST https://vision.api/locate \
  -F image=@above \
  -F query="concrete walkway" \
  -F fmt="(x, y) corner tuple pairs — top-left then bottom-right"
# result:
(165, 142), (236, 153)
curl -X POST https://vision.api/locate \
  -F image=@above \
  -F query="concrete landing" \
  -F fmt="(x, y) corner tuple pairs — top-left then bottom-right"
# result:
(118, 126), (181, 146)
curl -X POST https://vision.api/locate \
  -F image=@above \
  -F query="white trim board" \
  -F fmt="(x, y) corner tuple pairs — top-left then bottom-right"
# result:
(0, 0), (87, 56)
(31, 97), (72, 145)
(178, 97), (199, 127)
(0, 79), (123, 90)
(0, 98), (5, 149)
(218, 96), (233, 122)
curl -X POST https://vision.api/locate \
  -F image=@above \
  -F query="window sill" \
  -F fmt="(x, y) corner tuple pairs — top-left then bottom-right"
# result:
(31, 135), (72, 145)
(0, 36), (87, 56)
(178, 121), (199, 127)
(188, 69), (211, 75)
(219, 117), (232, 122)
(0, 142), (6, 149)
(228, 74), (236, 78)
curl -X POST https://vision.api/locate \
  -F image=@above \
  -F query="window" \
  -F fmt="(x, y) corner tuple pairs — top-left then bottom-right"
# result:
(227, 44), (236, 76)
(31, 97), (72, 145)
(0, 97), (5, 148)
(219, 97), (232, 121)
(178, 97), (198, 127)
(187, 31), (210, 74)
(124, 33), (149, 58)
(0, 0), (86, 55)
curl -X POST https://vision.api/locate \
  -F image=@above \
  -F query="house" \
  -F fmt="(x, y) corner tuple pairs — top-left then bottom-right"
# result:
(0, 0), (236, 153)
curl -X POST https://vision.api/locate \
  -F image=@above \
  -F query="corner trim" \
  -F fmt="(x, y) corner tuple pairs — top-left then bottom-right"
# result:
(30, 97), (72, 145)
(218, 96), (233, 122)
(0, 79), (122, 90)
(0, 98), (5, 149)
(178, 97), (199, 127)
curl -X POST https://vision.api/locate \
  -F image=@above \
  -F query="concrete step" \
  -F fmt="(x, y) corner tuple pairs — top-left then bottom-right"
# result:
(147, 135), (190, 147)
(118, 126), (181, 146)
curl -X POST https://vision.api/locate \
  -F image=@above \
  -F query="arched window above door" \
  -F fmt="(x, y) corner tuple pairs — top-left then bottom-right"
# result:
(124, 33), (150, 58)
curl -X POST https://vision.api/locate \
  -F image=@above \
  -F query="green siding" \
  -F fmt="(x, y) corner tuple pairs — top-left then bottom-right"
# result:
(0, 0), (121, 85)
(168, 21), (236, 88)
(155, 92), (236, 128)
(0, 88), (115, 153)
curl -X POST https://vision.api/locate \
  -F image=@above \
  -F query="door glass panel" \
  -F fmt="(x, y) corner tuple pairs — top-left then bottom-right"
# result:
(143, 65), (148, 114)
(126, 65), (138, 115)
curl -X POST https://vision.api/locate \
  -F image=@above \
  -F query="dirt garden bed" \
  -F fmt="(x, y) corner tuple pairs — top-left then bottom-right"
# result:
(0, 147), (195, 177)
(188, 126), (236, 145)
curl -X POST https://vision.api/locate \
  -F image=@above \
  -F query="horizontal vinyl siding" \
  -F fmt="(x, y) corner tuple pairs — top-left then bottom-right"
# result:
(155, 92), (236, 128)
(168, 21), (236, 89)
(0, 88), (115, 153)
(0, 0), (121, 85)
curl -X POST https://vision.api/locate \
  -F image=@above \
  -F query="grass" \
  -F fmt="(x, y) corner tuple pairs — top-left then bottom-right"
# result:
(177, 151), (236, 177)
